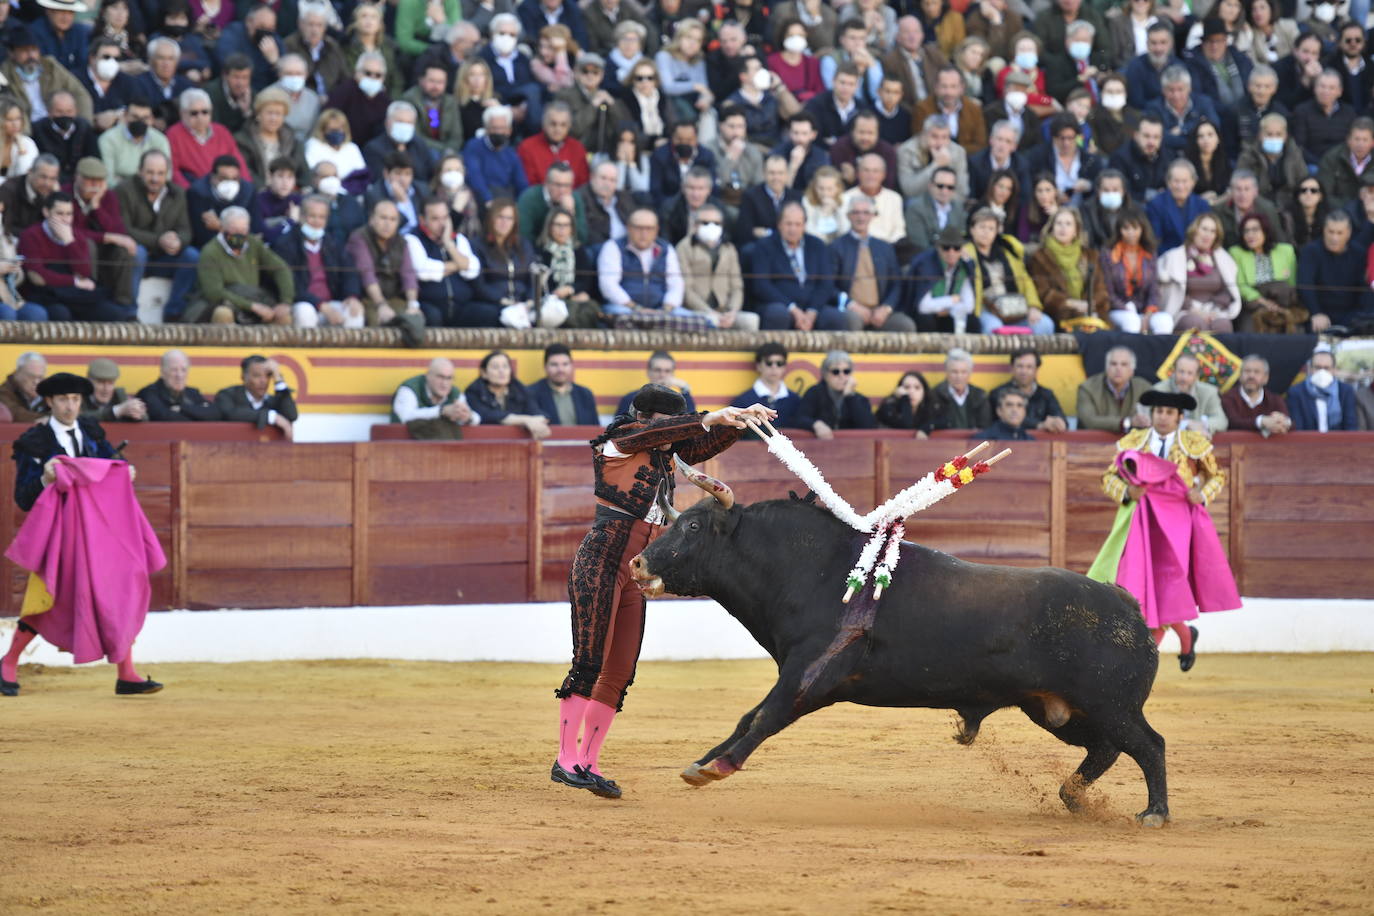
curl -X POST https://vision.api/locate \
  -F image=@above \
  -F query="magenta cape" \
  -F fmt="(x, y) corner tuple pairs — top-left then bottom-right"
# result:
(1104, 449), (1241, 628)
(5, 457), (166, 664)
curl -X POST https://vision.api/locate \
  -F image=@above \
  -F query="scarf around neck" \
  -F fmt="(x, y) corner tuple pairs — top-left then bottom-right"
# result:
(1305, 377), (1343, 428)
(1045, 235), (1085, 297)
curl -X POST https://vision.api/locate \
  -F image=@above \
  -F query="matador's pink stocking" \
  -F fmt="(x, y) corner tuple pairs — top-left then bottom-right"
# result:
(579, 700), (617, 776)
(115, 654), (141, 682)
(2, 627), (38, 683)
(557, 695), (590, 771)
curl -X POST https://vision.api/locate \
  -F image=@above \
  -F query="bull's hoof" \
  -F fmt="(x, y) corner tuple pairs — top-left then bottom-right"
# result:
(953, 725), (978, 746)
(1135, 810), (1170, 828)
(681, 758), (735, 786)
(681, 762), (711, 786)
(1059, 780), (1087, 813)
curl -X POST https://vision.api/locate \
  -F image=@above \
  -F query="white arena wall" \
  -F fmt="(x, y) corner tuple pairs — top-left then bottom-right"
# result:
(6, 598), (1374, 667)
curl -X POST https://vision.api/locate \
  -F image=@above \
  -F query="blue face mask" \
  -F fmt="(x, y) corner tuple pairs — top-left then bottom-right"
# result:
(1015, 51), (1038, 70)
(1261, 136), (1284, 155)
(1068, 41), (1092, 62)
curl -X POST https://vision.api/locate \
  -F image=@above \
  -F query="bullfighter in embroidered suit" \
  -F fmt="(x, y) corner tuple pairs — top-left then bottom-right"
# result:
(1088, 389), (1240, 672)
(551, 384), (774, 798)
(1, 373), (166, 698)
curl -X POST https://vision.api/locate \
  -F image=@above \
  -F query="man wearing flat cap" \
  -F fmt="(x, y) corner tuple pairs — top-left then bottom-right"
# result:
(1089, 387), (1240, 676)
(71, 156), (142, 308)
(2, 370), (165, 698)
(81, 357), (147, 422)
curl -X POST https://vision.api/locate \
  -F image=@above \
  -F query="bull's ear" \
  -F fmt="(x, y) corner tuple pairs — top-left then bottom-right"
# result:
(717, 504), (744, 538)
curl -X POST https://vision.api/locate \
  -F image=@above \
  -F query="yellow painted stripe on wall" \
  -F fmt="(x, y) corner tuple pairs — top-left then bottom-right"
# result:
(1, 345), (1090, 416)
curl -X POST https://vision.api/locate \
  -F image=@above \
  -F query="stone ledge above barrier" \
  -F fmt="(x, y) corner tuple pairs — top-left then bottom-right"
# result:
(0, 320), (1082, 355)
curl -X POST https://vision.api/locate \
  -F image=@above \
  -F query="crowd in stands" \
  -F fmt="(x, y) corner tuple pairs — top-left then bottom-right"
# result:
(375, 340), (1371, 438)
(2, 339), (1370, 440)
(3, 0), (1374, 334)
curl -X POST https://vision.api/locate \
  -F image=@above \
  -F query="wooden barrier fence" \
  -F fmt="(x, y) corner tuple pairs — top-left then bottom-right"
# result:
(1, 433), (1370, 614)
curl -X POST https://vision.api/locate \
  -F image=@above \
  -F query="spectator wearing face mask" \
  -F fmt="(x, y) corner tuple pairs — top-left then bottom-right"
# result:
(187, 205), (296, 324)
(79, 38), (139, 133)
(982, 69), (1040, 154)
(326, 51), (393, 146)
(363, 100), (436, 186)
(270, 54), (323, 145)
(98, 96), (169, 187)
(186, 154), (263, 248)
(1286, 344), (1358, 432)
(462, 104), (527, 206)
(675, 203), (754, 330)
(32, 90), (99, 184)
(273, 193), (366, 328)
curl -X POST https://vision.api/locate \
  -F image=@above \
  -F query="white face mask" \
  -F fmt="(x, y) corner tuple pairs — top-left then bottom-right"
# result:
(215, 180), (240, 200)
(1068, 40), (1092, 61)
(95, 58), (120, 81)
(1309, 368), (1335, 389)
(491, 33), (518, 56)
(281, 74), (306, 93)
(300, 222), (326, 241)
(318, 175), (342, 196)
(440, 169), (465, 189)
(695, 221), (722, 244)
(1004, 90), (1028, 111)
(1314, 2), (1336, 21)
(1102, 92), (1126, 110)
(751, 68), (772, 91)
(783, 34), (809, 53)
(390, 121), (415, 144)
(358, 76), (384, 97)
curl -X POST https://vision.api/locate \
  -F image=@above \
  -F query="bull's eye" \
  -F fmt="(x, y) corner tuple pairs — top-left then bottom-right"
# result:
(687, 520), (700, 532)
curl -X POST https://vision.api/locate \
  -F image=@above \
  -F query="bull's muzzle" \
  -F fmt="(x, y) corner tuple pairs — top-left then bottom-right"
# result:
(629, 553), (665, 597)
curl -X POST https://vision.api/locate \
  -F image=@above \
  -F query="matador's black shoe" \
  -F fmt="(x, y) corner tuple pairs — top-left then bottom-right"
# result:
(115, 677), (164, 695)
(551, 760), (595, 791)
(581, 767), (623, 800)
(1179, 626), (1200, 673)
(0, 678), (18, 697)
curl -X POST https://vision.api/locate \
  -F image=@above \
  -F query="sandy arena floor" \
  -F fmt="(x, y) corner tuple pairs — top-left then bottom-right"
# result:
(1, 654), (1371, 915)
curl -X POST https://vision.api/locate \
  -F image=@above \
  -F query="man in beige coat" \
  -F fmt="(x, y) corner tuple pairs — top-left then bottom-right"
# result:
(1076, 345), (1155, 432)
(674, 203), (756, 330)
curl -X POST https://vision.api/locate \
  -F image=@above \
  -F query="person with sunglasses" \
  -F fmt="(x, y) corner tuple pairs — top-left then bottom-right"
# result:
(166, 87), (248, 189)
(730, 342), (803, 429)
(325, 50), (393, 147)
(79, 38), (139, 133)
(1290, 178), (1329, 248)
(796, 350), (876, 440)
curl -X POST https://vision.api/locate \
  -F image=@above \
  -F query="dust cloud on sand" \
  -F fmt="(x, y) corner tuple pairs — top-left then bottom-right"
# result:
(1, 655), (1371, 914)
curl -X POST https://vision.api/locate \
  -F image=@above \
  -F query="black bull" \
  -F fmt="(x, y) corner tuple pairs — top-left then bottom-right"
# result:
(629, 495), (1170, 826)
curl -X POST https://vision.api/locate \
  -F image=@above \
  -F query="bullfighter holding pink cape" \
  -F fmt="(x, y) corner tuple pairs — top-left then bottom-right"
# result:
(1, 373), (165, 698)
(1088, 389), (1241, 671)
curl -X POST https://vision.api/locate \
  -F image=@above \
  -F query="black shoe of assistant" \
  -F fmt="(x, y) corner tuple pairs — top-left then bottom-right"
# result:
(582, 767), (623, 800)
(1178, 626), (1200, 673)
(115, 677), (164, 695)
(0, 679), (18, 697)
(551, 760), (595, 790)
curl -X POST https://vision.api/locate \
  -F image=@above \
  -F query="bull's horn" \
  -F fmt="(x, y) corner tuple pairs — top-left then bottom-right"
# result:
(673, 454), (735, 510)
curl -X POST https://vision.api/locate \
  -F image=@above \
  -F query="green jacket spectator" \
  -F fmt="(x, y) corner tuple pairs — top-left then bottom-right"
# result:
(394, 0), (462, 58)
(193, 233), (295, 320)
(402, 84), (465, 157)
(517, 183), (588, 243)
